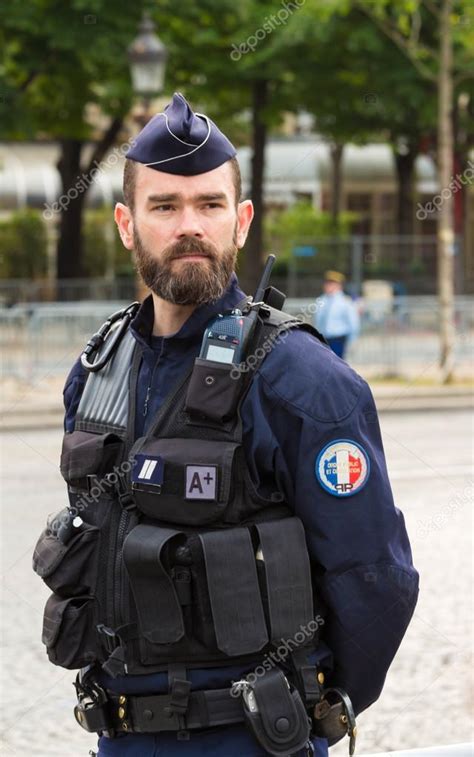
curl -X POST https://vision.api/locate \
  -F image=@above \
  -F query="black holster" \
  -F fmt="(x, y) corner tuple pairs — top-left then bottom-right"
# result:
(241, 667), (311, 756)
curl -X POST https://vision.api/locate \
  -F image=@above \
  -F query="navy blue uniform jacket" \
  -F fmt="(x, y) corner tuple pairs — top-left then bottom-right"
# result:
(63, 273), (418, 718)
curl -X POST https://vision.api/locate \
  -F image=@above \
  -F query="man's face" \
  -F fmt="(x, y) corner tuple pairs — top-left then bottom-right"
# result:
(115, 161), (253, 305)
(324, 281), (340, 295)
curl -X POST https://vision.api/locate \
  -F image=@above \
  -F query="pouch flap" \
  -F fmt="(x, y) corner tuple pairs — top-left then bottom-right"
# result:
(255, 518), (314, 641)
(60, 430), (122, 485)
(248, 668), (310, 755)
(184, 357), (246, 422)
(42, 594), (92, 647)
(33, 520), (99, 595)
(33, 529), (69, 578)
(123, 524), (185, 644)
(199, 528), (268, 656)
(130, 438), (240, 525)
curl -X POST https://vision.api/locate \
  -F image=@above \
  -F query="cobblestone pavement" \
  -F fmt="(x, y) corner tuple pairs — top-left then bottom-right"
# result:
(1, 410), (472, 757)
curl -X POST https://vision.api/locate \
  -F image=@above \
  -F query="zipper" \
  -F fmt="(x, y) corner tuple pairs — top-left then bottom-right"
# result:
(143, 341), (164, 418)
(113, 508), (130, 627)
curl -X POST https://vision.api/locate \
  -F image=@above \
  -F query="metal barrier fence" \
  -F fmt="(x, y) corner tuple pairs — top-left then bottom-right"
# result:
(1, 298), (473, 381)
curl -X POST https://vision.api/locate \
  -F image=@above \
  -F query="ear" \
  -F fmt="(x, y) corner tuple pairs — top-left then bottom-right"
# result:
(236, 200), (254, 249)
(114, 203), (135, 250)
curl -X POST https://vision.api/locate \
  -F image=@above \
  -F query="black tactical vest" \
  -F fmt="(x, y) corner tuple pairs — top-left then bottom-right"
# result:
(33, 302), (326, 680)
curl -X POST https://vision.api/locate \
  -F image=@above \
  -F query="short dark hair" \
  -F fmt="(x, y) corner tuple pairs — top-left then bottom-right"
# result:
(122, 156), (242, 212)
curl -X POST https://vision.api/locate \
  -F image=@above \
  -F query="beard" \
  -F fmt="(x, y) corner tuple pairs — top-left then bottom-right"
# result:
(134, 226), (238, 306)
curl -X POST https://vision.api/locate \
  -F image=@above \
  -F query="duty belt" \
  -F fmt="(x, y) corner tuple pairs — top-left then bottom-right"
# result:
(74, 668), (356, 755)
(74, 670), (243, 738)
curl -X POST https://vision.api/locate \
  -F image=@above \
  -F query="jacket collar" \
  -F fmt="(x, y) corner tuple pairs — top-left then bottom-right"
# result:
(130, 272), (247, 349)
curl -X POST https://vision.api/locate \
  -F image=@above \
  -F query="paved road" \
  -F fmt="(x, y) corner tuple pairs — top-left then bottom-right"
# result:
(1, 410), (472, 756)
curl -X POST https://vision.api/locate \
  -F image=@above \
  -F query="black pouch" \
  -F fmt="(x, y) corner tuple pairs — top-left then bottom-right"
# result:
(60, 430), (123, 490)
(254, 518), (314, 643)
(191, 528), (268, 656)
(32, 517), (99, 596)
(123, 524), (186, 647)
(313, 688), (357, 753)
(131, 437), (239, 525)
(184, 358), (245, 423)
(242, 667), (311, 756)
(42, 593), (98, 669)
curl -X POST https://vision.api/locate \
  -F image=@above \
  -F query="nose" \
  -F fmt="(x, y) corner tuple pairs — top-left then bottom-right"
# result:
(175, 207), (204, 239)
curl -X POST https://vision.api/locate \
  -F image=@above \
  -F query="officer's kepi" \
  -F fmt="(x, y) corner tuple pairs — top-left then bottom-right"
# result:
(126, 92), (237, 175)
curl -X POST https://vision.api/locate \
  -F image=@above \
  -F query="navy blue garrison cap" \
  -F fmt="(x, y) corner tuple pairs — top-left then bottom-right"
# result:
(126, 92), (236, 175)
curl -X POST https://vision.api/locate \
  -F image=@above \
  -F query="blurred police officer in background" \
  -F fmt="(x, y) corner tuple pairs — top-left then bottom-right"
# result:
(314, 271), (360, 359)
(33, 93), (418, 757)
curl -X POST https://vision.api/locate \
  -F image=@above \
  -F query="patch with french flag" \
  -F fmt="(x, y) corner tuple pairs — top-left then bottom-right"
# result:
(315, 439), (370, 497)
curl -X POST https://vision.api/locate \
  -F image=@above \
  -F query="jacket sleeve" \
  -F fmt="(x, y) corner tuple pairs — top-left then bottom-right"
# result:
(63, 358), (88, 431)
(241, 332), (419, 715)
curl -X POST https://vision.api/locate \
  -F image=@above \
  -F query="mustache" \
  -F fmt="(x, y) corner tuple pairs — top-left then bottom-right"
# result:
(166, 237), (217, 261)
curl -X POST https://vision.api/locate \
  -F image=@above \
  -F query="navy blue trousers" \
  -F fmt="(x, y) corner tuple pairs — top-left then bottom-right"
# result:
(326, 336), (347, 359)
(97, 728), (328, 756)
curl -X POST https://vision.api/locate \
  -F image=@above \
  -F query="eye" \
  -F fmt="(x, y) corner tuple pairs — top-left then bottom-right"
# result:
(152, 204), (175, 212)
(203, 202), (223, 209)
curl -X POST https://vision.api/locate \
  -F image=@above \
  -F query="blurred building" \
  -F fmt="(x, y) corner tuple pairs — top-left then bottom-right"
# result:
(0, 138), (473, 292)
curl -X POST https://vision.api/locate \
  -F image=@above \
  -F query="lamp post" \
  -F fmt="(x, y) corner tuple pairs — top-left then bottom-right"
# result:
(128, 13), (168, 124)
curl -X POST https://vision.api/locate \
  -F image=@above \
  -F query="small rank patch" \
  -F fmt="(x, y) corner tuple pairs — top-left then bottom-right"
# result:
(315, 439), (369, 497)
(185, 465), (217, 500)
(132, 454), (164, 487)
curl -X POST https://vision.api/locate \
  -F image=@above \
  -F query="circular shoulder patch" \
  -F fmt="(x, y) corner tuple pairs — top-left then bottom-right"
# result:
(315, 439), (370, 497)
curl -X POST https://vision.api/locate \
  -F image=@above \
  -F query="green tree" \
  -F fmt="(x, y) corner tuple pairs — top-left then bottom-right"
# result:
(0, 210), (48, 278)
(0, 0), (145, 279)
(152, 0), (342, 290)
(355, 0), (474, 381)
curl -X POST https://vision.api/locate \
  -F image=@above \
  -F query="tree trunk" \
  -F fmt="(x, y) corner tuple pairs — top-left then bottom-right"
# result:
(56, 139), (85, 280)
(330, 142), (344, 227)
(243, 79), (269, 294)
(394, 141), (417, 267)
(394, 144), (416, 237)
(437, 0), (455, 383)
(56, 117), (124, 284)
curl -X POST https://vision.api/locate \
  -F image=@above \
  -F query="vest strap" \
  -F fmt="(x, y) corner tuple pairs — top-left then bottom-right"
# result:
(123, 525), (185, 644)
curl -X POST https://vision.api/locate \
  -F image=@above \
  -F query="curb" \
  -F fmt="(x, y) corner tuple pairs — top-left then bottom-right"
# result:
(1, 392), (472, 432)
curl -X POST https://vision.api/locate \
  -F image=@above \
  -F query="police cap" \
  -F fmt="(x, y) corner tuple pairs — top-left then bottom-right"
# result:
(126, 92), (237, 176)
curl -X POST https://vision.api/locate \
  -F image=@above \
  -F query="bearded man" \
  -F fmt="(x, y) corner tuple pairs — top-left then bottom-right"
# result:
(33, 93), (418, 757)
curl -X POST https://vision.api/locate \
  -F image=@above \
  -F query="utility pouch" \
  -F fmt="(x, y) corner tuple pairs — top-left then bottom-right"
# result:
(123, 524), (186, 646)
(254, 518), (314, 642)
(32, 514), (99, 596)
(60, 430), (123, 490)
(238, 668), (311, 756)
(130, 437), (240, 525)
(42, 593), (98, 669)
(313, 687), (357, 755)
(184, 357), (245, 423)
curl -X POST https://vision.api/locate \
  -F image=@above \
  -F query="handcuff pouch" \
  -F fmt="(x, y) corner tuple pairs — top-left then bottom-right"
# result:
(243, 668), (311, 756)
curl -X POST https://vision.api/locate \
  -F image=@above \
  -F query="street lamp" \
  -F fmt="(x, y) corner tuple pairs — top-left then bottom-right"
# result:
(128, 13), (168, 107)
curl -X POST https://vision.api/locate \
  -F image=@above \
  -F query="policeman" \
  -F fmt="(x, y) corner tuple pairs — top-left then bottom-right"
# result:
(313, 271), (360, 359)
(33, 93), (419, 757)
